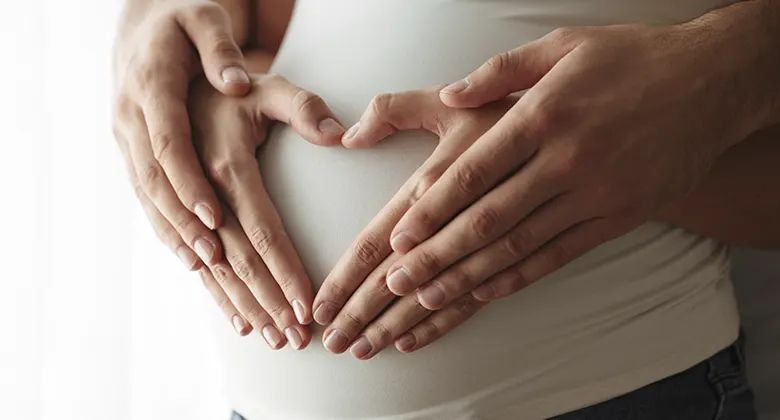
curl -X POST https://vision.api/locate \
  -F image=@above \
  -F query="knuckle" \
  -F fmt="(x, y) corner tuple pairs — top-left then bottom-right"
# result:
(352, 234), (383, 266)
(420, 320), (440, 341)
(243, 307), (265, 325)
(207, 33), (240, 58)
(139, 164), (163, 189)
(265, 303), (286, 322)
(454, 297), (478, 317)
(274, 274), (295, 294)
(291, 89), (324, 116)
(416, 250), (443, 276)
(216, 297), (234, 315)
(527, 98), (565, 137)
(187, 1), (224, 23)
(172, 215), (196, 233)
(206, 158), (239, 186)
(372, 273), (393, 298)
(410, 168), (442, 204)
(485, 51), (514, 75)
(409, 209), (438, 237)
(546, 241), (571, 267)
(149, 132), (177, 164)
(369, 93), (394, 119)
(469, 206), (502, 240)
(342, 311), (366, 330)
(548, 26), (578, 44)
(504, 225), (536, 259)
(212, 265), (230, 285)
(506, 267), (530, 293)
(444, 266), (470, 291)
(114, 94), (135, 121)
(454, 162), (488, 196)
(227, 254), (258, 281)
(371, 321), (394, 345)
(131, 181), (146, 201)
(325, 282), (349, 303)
(248, 226), (278, 258)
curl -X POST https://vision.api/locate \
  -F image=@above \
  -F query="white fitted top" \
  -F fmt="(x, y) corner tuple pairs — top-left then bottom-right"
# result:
(213, 1), (740, 419)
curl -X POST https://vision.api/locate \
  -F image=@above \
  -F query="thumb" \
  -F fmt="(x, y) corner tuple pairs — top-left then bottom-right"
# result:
(342, 88), (448, 149)
(178, 3), (251, 97)
(439, 31), (577, 108)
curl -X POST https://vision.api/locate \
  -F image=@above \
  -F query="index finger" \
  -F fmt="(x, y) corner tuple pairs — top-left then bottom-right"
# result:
(388, 102), (539, 254)
(141, 71), (223, 229)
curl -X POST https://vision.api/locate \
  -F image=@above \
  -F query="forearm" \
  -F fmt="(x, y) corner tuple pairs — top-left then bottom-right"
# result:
(682, 0), (780, 140)
(659, 125), (780, 248)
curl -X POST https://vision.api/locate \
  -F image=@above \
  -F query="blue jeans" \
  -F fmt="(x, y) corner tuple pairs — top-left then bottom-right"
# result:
(231, 335), (756, 420)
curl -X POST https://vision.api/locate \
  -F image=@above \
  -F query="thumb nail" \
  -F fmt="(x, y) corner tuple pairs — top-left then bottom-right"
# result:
(440, 78), (470, 95)
(221, 67), (250, 85)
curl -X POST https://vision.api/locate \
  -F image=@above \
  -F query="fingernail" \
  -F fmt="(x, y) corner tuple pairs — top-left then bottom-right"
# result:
(341, 122), (360, 143)
(262, 325), (283, 349)
(285, 327), (303, 350)
(313, 302), (337, 325)
(194, 238), (215, 263)
(440, 78), (470, 95)
(318, 118), (345, 134)
(292, 300), (307, 324)
(396, 333), (417, 352)
(194, 204), (216, 230)
(390, 232), (418, 253)
(350, 337), (373, 360)
(472, 285), (495, 301)
(175, 246), (198, 270)
(418, 282), (446, 309)
(221, 67), (249, 85)
(324, 329), (349, 353)
(386, 267), (411, 294)
(232, 315), (251, 336)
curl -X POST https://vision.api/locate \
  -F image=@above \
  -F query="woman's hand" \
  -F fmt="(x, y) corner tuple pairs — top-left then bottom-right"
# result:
(113, 1), (252, 271)
(189, 74), (345, 347)
(312, 87), (509, 357)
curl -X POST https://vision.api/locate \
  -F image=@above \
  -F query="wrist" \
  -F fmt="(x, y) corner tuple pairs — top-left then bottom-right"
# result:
(680, 1), (780, 144)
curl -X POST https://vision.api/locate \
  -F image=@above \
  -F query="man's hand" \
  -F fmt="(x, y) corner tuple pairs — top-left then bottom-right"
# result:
(113, 1), (251, 271)
(312, 88), (508, 357)
(373, 14), (779, 304)
(189, 74), (345, 347)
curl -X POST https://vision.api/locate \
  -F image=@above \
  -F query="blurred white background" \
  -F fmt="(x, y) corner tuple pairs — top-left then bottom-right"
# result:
(0, 1), (228, 419)
(0, 1), (776, 420)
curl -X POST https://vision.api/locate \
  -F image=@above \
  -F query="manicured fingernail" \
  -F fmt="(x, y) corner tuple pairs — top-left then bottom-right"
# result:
(194, 204), (216, 230)
(418, 283), (446, 309)
(318, 118), (345, 134)
(390, 232), (417, 253)
(341, 122), (360, 143)
(324, 329), (349, 353)
(396, 334), (417, 352)
(440, 78), (470, 95)
(292, 300), (307, 324)
(232, 315), (251, 336)
(175, 246), (198, 269)
(285, 327), (303, 350)
(193, 238), (215, 263)
(313, 302), (337, 325)
(350, 337), (373, 360)
(262, 325), (283, 349)
(386, 267), (411, 294)
(472, 285), (495, 301)
(221, 67), (249, 85)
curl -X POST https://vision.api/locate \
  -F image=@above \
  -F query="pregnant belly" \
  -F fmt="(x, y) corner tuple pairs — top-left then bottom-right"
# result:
(212, 1), (738, 419)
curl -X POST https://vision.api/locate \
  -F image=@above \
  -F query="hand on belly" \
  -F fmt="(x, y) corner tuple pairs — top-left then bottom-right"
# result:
(186, 74), (345, 350)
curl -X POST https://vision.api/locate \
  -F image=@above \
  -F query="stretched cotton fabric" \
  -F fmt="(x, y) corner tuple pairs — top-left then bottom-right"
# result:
(211, 1), (740, 419)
